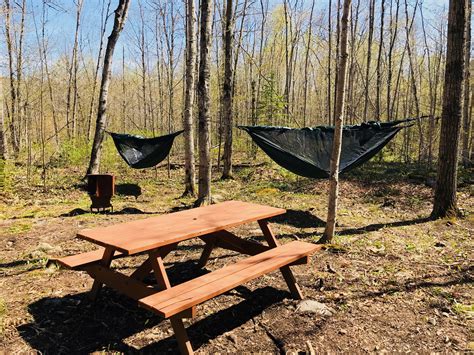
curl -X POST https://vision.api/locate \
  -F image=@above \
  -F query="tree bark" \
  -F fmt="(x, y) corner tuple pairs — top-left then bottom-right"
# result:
(4, 0), (19, 156)
(321, 0), (351, 243)
(431, 0), (468, 218)
(87, 0), (111, 142)
(375, 0), (385, 120)
(86, 0), (131, 176)
(221, 0), (234, 179)
(0, 71), (6, 163)
(183, 0), (197, 196)
(461, 0), (471, 167)
(196, 0), (213, 205)
(363, 0), (375, 121)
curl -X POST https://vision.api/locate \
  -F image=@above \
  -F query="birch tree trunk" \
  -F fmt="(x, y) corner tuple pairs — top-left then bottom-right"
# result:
(183, 0), (197, 196)
(221, 0), (234, 179)
(431, 0), (468, 218)
(321, 0), (351, 244)
(86, 0), (131, 176)
(196, 0), (213, 205)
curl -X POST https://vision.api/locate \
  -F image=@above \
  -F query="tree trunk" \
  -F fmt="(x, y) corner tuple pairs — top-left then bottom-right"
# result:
(4, 0), (19, 156)
(303, 0), (315, 127)
(375, 0), (385, 120)
(461, 0), (471, 167)
(66, 0), (83, 140)
(183, 0), (197, 196)
(387, 0), (400, 122)
(221, 0), (234, 179)
(431, 0), (468, 218)
(86, 0), (131, 176)
(327, 0), (333, 125)
(196, 0), (213, 205)
(363, 0), (375, 121)
(88, 0), (111, 141)
(0, 71), (6, 163)
(321, 0), (351, 243)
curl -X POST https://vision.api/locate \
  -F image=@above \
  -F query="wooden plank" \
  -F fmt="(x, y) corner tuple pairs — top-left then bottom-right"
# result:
(139, 241), (321, 318)
(76, 201), (286, 255)
(209, 230), (270, 255)
(56, 248), (123, 269)
(84, 264), (157, 300)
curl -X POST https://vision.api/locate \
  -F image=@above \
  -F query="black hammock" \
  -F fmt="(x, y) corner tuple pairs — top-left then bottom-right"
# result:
(239, 119), (416, 179)
(108, 130), (183, 169)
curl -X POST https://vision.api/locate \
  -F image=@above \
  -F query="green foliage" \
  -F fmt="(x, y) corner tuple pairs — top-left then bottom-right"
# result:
(257, 73), (287, 125)
(53, 139), (92, 167)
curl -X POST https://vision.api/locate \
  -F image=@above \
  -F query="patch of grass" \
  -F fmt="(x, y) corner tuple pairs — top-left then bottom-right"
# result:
(6, 221), (32, 235)
(405, 243), (417, 252)
(452, 303), (474, 318)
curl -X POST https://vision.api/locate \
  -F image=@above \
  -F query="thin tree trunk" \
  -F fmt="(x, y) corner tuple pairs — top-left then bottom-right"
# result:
(87, 0), (111, 141)
(86, 0), (131, 176)
(222, 0), (234, 179)
(375, 0), (385, 120)
(66, 0), (83, 140)
(404, 0), (422, 162)
(387, 0), (400, 122)
(431, 0), (467, 218)
(15, 0), (26, 149)
(363, 0), (375, 121)
(461, 0), (472, 167)
(303, 0), (315, 127)
(4, 0), (19, 156)
(197, 0), (213, 205)
(327, 0), (333, 125)
(183, 0), (197, 196)
(321, 0), (351, 243)
(0, 70), (6, 163)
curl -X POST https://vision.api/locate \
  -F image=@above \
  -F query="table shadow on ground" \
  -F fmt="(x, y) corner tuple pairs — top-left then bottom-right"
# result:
(18, 286), (289, 354)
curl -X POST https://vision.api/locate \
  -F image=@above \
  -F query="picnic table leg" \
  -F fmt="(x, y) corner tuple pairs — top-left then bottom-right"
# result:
(89, 247), (115, 301)
(258, 220), (304, 300)
(148, 249), (195, 354)
(170, 316), (194, 355)
(148, 249), (171, 290)
(198, 238), (215, 268)
(131, 243), (178, 281)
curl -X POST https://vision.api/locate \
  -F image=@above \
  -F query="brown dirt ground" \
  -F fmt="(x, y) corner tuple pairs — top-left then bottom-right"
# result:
(0, 161), (473, 353)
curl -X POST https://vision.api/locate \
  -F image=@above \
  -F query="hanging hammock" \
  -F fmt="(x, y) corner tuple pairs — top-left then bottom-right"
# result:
(239, 119), (417, 179)
(108, 130), (184, 169)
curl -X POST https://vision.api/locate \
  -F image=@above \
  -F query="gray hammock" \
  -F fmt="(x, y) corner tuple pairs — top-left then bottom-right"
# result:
(108, 130), (183, 169)
(239, 119), (416, 179)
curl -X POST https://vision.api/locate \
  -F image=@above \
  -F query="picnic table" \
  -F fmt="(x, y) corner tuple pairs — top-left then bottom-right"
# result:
(57, 200), (321, 354)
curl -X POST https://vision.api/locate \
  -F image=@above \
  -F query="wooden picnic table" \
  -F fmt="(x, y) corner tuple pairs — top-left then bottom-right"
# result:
(57, 200), (321, 354)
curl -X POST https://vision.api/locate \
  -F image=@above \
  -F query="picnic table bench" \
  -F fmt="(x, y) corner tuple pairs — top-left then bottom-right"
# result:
(57, 200), (321, 354)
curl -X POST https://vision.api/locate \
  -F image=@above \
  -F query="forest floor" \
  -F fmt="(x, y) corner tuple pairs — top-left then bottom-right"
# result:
(0, 158), (473, 353)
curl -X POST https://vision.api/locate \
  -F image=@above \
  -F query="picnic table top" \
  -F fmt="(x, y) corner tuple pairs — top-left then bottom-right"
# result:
(77, 200), (286, 255)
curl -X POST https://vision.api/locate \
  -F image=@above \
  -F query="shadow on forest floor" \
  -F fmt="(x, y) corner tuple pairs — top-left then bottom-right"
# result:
(18, 256), (289, 354)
